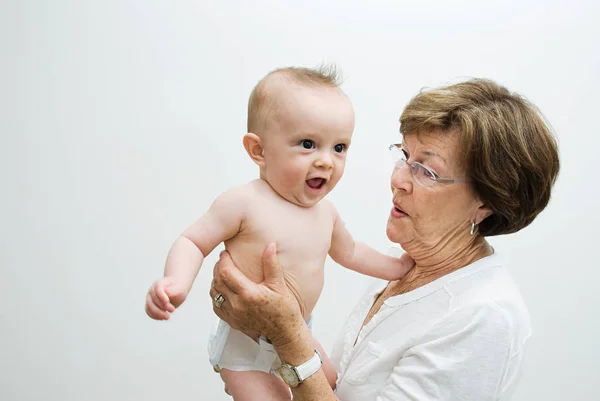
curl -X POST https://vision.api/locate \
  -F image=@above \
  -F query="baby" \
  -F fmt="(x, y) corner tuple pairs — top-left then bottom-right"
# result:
(145, 66), (412, 400)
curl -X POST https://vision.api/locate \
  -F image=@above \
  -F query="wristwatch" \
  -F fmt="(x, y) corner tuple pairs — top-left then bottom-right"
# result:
(277, 349), (323, 387)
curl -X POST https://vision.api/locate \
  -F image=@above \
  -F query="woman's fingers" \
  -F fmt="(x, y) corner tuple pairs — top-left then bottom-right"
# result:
(209, 280), (235, 302)
(209, 245), (291, 335)
(210, 275), (238, 313)
(261, 242), (285, 287)
(215, 251), (257, 295)
(210, 291), (242, 331)
(212, 301), (229, 325)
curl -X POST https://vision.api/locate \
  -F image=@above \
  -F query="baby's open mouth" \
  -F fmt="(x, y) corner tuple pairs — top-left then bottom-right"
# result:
(306, 178), (326, 189)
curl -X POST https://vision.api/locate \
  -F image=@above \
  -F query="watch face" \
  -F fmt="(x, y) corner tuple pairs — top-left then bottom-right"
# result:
(278, 364), (300, 387)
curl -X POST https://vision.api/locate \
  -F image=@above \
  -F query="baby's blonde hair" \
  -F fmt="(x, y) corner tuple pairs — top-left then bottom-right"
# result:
(247, 65), (342, 134)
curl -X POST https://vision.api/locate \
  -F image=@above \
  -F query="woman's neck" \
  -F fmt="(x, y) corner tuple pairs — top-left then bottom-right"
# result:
(393, 235), (494, 295)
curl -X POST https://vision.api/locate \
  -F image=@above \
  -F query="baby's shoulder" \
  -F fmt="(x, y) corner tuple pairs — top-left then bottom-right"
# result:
(214, 183), (249, 202)
(218, 180), (266, 200)
(316, 198), (338, 216)
(217, 180), (284, 220)
(207, 183), (260, 218)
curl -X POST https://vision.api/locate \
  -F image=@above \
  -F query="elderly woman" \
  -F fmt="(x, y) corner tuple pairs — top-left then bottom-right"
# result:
(210, 78), (559, 400)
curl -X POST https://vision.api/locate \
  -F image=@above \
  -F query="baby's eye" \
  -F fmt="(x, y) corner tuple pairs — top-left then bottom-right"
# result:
(301, 140), (315, 149)
(334, 144), (346, 153)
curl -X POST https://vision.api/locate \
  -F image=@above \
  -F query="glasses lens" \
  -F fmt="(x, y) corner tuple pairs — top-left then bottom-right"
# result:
(412, 163), (436, 187)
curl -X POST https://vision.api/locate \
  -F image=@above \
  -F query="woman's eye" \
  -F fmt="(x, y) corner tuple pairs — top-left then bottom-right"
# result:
(334, 144), (346, 153)
(423, 167), (438, 180)
(401, 148), (409, 159)
(301, 140), (315, 149)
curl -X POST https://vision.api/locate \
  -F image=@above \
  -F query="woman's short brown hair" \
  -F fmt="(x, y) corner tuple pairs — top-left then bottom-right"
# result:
(400, 78), (560, 236)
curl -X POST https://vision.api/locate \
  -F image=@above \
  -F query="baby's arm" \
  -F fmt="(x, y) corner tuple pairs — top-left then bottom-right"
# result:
(145, 186), (247, 320)
(167, 186), (246, 290)
(327, 203), (413, 281)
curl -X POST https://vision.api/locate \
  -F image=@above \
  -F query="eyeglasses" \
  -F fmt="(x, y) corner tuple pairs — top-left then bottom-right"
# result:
(388, 144), (467, 187)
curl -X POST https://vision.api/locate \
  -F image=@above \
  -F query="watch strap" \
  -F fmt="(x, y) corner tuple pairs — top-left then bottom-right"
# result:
(295, 349), (323, 382)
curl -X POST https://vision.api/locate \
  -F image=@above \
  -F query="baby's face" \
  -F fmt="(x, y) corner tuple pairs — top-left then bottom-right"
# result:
(260, 84), (355, 208)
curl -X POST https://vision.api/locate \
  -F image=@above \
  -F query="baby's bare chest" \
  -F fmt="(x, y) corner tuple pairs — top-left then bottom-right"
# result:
(223, 195), (334, 315)
(240, 202), (334, 258)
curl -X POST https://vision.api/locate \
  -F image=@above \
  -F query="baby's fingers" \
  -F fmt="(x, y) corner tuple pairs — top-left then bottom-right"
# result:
(157, 279), (177, 312)
(399, 252), (415, 270)
(149, 284), (166, 310)
(145, 293), (170, 320)
(150, 281), (172, 311)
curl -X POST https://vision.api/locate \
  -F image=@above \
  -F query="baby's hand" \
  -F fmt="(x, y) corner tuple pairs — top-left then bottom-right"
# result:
(396, 252), (415, 277)
(145, 277), (187, 320)
(388, 246), (415, 278)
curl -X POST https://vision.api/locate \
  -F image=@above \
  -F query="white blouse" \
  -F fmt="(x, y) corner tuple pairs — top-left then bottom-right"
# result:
(330, 253), (531, 401)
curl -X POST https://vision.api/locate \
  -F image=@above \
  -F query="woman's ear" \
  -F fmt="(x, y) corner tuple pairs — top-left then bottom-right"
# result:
(243, 133), (265, 167)
(474, 204), (494, 225)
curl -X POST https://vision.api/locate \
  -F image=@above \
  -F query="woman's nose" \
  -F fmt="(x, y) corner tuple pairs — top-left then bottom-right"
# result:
(390, 165), (413, 193)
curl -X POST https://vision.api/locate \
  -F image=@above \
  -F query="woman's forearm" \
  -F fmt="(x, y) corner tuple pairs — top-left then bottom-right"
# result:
(271, 321), (340, 401)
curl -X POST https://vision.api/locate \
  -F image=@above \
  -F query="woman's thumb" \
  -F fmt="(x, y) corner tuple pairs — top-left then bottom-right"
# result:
(262, 242), (284, 285)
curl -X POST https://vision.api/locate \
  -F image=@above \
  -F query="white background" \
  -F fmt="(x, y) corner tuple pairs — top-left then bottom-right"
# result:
(1, 1), (598, 400)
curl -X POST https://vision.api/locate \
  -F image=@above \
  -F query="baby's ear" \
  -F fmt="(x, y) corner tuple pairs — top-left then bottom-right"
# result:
(243, 133), (265, 167)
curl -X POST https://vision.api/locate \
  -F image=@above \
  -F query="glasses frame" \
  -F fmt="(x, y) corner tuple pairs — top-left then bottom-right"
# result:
(388, 144), (467, 187)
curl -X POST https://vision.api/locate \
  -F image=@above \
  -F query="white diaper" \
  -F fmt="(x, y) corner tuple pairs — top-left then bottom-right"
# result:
(207, 316), (313, 373)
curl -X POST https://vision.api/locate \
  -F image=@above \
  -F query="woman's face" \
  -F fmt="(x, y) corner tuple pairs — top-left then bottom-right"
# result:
(386, 131), (487, 253)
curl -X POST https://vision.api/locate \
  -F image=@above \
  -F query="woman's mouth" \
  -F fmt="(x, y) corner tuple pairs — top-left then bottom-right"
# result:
(391, 205), (408, 218)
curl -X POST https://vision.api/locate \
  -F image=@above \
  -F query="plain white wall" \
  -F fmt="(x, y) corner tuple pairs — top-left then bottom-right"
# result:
(1, 1), (598, 400)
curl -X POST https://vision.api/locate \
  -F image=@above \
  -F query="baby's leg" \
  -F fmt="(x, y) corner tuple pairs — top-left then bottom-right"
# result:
(220, 369), (291, 401)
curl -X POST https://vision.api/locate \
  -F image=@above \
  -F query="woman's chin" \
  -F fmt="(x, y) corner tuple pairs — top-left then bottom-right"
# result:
(386, 225), (400, 243)
(386, 220), (411, 244)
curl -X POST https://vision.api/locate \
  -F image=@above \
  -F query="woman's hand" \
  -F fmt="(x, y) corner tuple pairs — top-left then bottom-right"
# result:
(210, 242), (305, 346)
